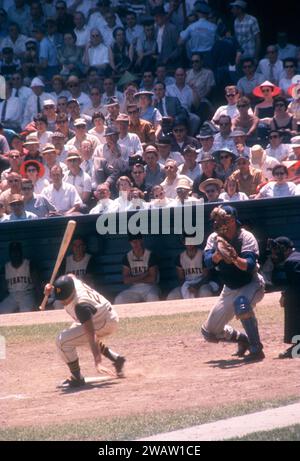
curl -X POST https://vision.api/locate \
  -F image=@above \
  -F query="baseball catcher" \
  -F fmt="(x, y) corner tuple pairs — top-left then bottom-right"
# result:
(268, 237), (300, 359)
(201, 205), (265, 361)
(44, 275), (125, 388)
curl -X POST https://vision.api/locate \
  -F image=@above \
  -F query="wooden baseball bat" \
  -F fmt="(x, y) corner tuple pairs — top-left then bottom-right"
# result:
(39, 220), (77, 311)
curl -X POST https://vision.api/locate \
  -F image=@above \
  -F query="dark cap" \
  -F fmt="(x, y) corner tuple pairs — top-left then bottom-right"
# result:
(219, 205), (239, 219)
(152, 6), (166, 16)
(129, 154), (146, 166)
(157, 136), (171, 145)
(105, 96), (119, 107)
(272, 236), (294, 249)
(128, 232), (143, 241)
(53, 275), (75, 300)
(214, 205), (242, 226)
(196, 125), (215, 139)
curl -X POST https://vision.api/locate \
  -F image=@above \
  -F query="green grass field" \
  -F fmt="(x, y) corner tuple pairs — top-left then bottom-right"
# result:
(1, 396), (299, 441)
(232, 424), (300, 441)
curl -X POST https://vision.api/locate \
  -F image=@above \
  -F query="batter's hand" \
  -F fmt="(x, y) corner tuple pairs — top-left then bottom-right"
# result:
(44, 283), (54, 297)
(94, 354), (114, 376)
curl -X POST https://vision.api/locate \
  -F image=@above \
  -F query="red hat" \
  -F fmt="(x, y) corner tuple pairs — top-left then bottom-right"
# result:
(20, 159), (45, 178)
(253, 81), (281, 98)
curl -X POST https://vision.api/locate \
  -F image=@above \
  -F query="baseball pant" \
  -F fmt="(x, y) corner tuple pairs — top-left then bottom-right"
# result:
(167, 284), (215, 300)
(202, 274), (265, 340)
(56, 308), (119, 364)
(114, 284), (160, 304)
(0, 290), (36, 314)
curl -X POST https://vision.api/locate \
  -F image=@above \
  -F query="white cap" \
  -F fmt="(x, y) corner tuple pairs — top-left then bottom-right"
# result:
(43, 99), (56, 107)
(291, 136), (300, 148)
(30, 77), (45, 88)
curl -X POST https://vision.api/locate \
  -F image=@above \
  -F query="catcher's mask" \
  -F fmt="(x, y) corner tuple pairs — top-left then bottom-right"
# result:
(211, 205), (241, 235)
(267, 237), (294, 262)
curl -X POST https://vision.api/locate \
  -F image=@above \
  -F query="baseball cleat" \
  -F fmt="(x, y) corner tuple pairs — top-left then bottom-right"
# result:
(58, 376), (86, 389)
(278, 346), (294, 359)
(243, 350), (265, 362)
(232, 341), (249, 357)
(113, 356), (126, 378)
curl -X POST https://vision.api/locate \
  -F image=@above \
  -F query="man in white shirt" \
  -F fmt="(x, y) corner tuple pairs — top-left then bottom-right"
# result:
(64, 150), (92, 205)
(22, 77), (53, 128)
(257, 45), (284, 86)
(101, 77), (124, 106)
(82, 28), (109, 70)
(73, 11), (90, 49)
(167, 67), (201, 135)
(0, 80), (22, 130)
(266, 130), (292, 162)
(115, 113), (143, 157)
(212, 86), (241, 125)
(66, 75), (92, 113)
(42, 164), (82, 215)
(89, 183), (114, 214)
(66, 117), (100, 152)
(156, 136), (184, 166)
(101, 11), (119, 47)
(160, 159), (192, 199)
(1, 22), (28, 58)
(125, 11), (144, 46)
(10, 71), (32, 119)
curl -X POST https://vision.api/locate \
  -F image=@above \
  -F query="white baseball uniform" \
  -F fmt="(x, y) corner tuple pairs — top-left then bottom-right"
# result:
(0, 259), (36, 314)
(56, 278), (119, 364)
(114, 249), (160, 304)
(167, 249), (217, 300)
(65, 254), (91, 278)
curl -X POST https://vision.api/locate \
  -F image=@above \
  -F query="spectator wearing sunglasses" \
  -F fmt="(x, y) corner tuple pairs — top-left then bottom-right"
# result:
(213, 115), (236, 153)
(212, 86), (241, 126)
(231, 153), (264, 197)
(269, 96), (298, 143)
(279, 58), (298, 98)
(237, 58), (264, 102)
(255, 164), (297, 199)
(265, 130), (292, 162)
(232, 96), (259, 142)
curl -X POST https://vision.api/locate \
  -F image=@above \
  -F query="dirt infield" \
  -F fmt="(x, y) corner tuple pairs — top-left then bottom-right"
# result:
(1, 293), (300, 436)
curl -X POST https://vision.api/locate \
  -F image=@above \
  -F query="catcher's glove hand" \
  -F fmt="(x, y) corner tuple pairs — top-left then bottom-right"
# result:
(216, 236), (238, 264)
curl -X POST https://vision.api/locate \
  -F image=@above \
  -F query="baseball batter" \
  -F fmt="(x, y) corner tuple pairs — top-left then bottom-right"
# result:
(201, 205), (265, 361)
(114, 234), (160, 304)
(0, 242), (36, 314)
(44, 274), (125, 388)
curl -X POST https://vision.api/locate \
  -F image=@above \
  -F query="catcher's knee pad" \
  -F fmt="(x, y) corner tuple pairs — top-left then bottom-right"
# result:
(201, 325), (219, 343)
(234, 297), (262, 353)
(234, 296), (254, 320)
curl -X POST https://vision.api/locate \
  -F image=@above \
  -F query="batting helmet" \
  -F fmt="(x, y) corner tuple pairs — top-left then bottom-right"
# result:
(53, 275), (75, 300)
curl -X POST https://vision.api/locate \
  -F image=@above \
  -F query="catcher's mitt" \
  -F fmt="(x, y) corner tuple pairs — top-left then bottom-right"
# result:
(216, 236), (238, 264)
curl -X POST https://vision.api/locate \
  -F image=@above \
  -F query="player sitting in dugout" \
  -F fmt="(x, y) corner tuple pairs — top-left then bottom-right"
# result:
(114, 233), (160, 304)
(167, 235), (220, 300)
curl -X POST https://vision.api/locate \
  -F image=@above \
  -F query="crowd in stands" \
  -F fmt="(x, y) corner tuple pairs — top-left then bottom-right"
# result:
(0, 0), (300, 311)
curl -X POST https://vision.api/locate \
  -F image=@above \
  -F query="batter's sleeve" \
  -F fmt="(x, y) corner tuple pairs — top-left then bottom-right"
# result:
(75, 302), (97, 324)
